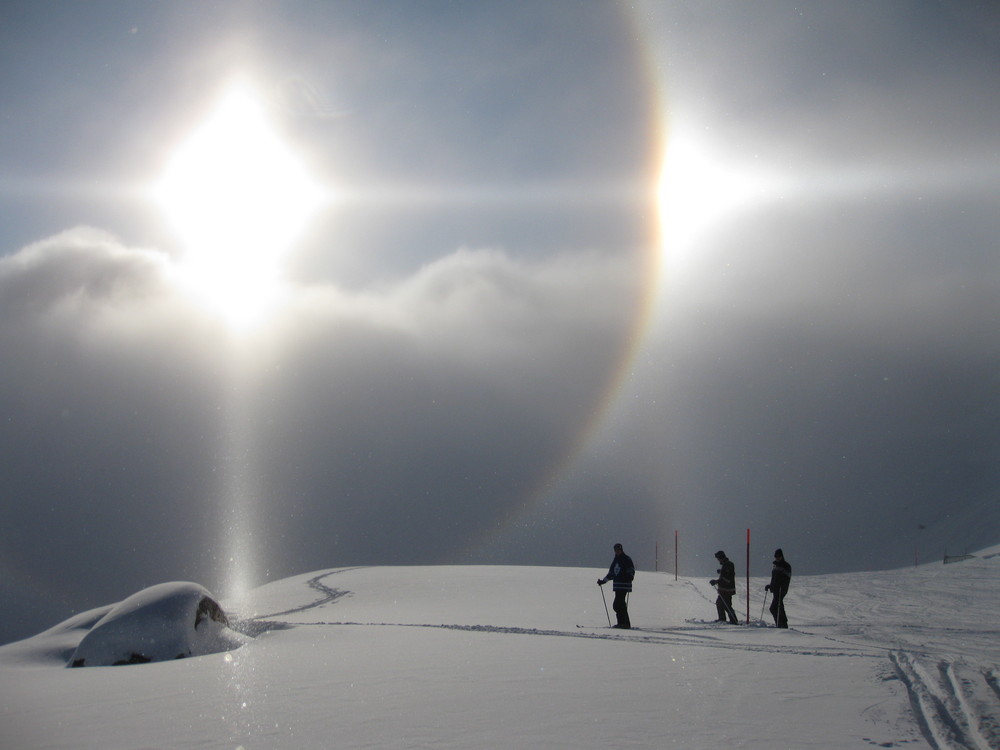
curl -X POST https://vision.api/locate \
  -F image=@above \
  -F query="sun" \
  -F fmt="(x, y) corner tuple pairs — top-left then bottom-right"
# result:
(154, 80), (327, 330)
(657, 125), (790, 276)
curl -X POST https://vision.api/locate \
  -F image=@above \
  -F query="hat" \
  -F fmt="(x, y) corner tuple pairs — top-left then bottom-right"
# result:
(715, 550), (726, 559)
(613, 543), (623, 551)
(774, 548), (784, 558)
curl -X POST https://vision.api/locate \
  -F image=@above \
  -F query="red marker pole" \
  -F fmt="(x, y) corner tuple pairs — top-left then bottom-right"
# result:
(746, 528), (751, 624)
(674, 530), (679, 581)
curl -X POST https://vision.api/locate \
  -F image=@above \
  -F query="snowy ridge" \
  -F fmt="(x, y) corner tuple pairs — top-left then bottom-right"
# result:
(1, 549), (999, 749)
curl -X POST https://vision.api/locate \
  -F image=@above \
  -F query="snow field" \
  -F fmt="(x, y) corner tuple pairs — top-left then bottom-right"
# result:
(2, 549), (999, 749)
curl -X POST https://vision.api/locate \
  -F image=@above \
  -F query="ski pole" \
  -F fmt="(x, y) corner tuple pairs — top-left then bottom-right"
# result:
(759, 589), (769, 623)
(598, 582), (612, 626)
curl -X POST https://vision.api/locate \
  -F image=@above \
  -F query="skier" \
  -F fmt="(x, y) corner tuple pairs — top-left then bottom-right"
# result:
(597, 543), (635, 629)
(709, 550), (739, 624)
(765, 548), (792, 628)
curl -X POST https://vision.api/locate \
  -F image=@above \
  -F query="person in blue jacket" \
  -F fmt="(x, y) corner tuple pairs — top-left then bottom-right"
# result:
(598, 542), (635, 628)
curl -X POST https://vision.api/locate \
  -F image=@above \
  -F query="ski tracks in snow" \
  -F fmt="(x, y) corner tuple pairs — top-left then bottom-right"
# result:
(252, 570), (882, 659)
(240, 569), (357, 623)
(245, 568), (1000, 749)
(890, 651), (1000, 750)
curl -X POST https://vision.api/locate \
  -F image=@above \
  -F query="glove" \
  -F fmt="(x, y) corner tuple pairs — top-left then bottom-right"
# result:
(764, 584), (771, 592)
(597, 578), (605, 586)
(709, 579), (718, 586)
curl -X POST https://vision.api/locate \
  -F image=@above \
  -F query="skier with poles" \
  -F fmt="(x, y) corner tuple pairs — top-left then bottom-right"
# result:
(765, 548), (791, 628)
(597, 543), (635, 629)
(709, 550), (739, 624)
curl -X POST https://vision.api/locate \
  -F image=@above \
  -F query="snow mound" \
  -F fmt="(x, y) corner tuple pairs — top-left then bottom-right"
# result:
(68, 582), (246, 667)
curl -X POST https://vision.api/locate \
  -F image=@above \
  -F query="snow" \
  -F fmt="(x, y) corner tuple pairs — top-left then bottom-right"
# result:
(68, 582), (246, 667)
(1, 548), (999, 749)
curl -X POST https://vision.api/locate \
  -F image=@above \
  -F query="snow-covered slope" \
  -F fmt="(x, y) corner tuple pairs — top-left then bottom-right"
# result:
(1, 549), (999, 749)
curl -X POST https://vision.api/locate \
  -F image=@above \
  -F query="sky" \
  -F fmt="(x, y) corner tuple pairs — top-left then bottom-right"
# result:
(2, 0), (1000, 645)
(3, 553), (1000, 747)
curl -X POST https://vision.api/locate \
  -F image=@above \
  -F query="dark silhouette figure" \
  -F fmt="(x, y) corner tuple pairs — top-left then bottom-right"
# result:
(765, 548), (791, 628)
(598, 543), (635, 628)
(710, 550), (739, 624)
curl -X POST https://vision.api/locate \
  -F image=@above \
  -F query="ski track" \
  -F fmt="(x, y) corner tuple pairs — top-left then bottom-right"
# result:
(987, 669), (1000, 703)
(243, 569), (1000, 746)
(230, 571), (878, 657)
(262, 569), (358, 618)
(273, 618), (881, 658)
(890, 651), (1000, 750)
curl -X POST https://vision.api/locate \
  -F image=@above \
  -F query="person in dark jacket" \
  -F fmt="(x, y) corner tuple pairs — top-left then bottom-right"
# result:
(765, 548), (792, 628)
(709, 550), (739, 624)
(597, 543), (635, 628)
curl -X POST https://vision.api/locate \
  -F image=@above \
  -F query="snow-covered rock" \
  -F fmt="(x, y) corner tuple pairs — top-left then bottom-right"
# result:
(67, 582), (246, 667)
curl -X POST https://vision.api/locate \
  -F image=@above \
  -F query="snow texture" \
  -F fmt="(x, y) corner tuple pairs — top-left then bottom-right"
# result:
(67, 582), (246, 667)
(1, 547), (999, 749)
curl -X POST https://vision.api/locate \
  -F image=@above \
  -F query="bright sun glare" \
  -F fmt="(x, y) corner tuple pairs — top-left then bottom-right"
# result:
(658, 126), (790, 276)
(154, 80), (327, 330)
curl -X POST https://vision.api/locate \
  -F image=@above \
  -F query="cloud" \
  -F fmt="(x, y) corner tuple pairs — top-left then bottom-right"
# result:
(0, 227), (646, 643)
(0, 228), (169, 319)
